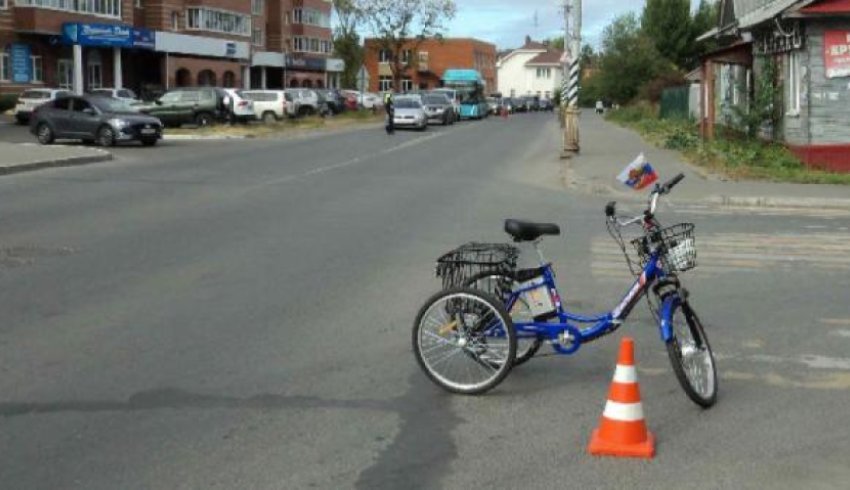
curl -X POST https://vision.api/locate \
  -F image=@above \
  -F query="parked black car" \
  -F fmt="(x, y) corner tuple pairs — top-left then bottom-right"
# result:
(539, 98), (555, 111)
(30, 95), (163, 146)
(138, 87), (227, 127)
(511, 97), (528, 112)
(525, 96), (541, 112)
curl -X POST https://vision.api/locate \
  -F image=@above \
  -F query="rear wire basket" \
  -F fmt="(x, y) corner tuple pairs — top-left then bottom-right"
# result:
(631, 223), (697, 273)
(436, 242), (519, 292)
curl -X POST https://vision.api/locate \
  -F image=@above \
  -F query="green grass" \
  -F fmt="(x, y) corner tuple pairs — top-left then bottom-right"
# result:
(606, 106), (850, 185)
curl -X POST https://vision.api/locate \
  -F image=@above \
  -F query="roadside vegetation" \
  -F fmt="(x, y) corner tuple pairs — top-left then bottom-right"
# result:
(607, 105), (850, 185)
(165, 111), (383, 138)
(577, 0), (849, 184)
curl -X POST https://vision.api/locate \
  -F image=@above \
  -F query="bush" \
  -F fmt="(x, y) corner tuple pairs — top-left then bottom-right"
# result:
(0, 94), (18, 113)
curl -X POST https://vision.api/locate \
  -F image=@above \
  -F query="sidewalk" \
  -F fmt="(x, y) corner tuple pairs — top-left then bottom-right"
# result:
(565, 113), (850, 210)
(0, 142), (112, 175)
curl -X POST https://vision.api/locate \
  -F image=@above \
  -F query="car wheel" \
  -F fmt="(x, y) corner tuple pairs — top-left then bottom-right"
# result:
(36, 123), (54, 145)
(195, 112), (213, 127)
(97, 125), (115, 147)
(262, 111), (277, 124)
(141, 138), (158, 147)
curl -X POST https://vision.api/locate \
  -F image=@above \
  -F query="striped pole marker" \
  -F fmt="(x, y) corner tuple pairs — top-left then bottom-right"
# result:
(566, 59), (580, 108)
(588, 337), (655, 458)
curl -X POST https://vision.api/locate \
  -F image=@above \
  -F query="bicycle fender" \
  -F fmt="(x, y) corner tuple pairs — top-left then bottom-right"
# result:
(659, 295), (682, 342)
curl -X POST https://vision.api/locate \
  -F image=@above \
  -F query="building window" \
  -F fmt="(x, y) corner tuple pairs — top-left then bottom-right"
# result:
(31, 55), (43, 83)
(16, 0), (121, 18)
(58, 59), (74, 89)
(379, 76), (393, 92)
(401, 50), (411, 64)
(252, 0), (264, 16)
(171, 12), (179, 30)
(401, 78), (413, 92)
(0, 51), (9, 82)
(292, 8), (330, 28)
(135, 0), (141, 8)
(786, 50), (801, 115)
(536, 67), (551, 78)
(293, 36), (305, 52)
(309, 38), (319, 52)
(378, 49), (392, 63)
(253, 28), (264, 47)
(186, 7), (251, 36)
(0, 0), (7, 9)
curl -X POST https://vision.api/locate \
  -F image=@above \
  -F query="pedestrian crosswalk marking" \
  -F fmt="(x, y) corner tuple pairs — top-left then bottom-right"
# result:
(591, 232), (850, 278)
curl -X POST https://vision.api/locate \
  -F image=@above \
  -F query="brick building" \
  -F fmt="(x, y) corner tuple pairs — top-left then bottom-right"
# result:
(0, 0), (341, 98)
(362, 37), (497, 93)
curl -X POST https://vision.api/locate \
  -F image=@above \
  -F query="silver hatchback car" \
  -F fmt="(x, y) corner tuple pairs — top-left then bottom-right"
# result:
(392, 97), (427, 131)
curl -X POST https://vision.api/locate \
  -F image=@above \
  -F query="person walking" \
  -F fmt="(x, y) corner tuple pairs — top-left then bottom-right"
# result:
(384, 92), (395, 134)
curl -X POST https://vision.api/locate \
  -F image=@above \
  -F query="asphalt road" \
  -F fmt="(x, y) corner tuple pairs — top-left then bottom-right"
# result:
(1, 112), (849, 489)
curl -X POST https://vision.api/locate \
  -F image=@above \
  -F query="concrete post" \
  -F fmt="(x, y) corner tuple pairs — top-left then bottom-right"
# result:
(261, 66), (267, 89)
(113, 47), (123, 89)
(243, 65), (251, 89)
(73, 44), (84, 95)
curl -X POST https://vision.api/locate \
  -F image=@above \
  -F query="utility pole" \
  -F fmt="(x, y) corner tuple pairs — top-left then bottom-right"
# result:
(560, 0), (581, 157)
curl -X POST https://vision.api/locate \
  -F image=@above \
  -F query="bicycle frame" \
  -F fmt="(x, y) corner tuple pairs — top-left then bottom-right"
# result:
(503, 244), (666, 355)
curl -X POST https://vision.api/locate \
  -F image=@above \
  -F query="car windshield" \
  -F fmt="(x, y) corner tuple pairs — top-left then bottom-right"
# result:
(423, 96), (447, 105)
(91, 97), (135, 113)
(394, 99), (421, 109)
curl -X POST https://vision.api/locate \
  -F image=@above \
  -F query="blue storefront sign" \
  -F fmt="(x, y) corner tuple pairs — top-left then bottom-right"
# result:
(132, 28), (155, 50)
(62, 23), (154, 49)
(10, 43), (32, 83)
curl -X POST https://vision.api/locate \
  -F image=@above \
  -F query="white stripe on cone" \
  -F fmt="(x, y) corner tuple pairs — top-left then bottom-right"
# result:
(613, 364), (637, 383)
(602, 400), (645, 421)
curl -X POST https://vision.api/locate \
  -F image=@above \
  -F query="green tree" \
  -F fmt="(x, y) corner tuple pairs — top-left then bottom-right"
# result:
(686, 0), (720, 67)
(355, 0), (457, 92)
(333, 0), (364, 89)
(549, 36), (565, 51)
(642, 0), (692, 68)
(597, 13), (671, 104)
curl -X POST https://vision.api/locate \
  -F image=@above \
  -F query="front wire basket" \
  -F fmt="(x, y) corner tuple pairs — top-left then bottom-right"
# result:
(630, 223), (696, 273)
(436, 242), (519, 291)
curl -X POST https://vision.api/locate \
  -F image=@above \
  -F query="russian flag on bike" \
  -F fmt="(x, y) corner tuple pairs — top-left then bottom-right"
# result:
(617, 153), (658, 190)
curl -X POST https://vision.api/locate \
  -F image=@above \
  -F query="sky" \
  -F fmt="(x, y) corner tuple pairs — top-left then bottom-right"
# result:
(442, 0), (703, 50)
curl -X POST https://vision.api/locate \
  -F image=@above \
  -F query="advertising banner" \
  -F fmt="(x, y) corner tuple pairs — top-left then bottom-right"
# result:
(10, 43), (32, 83)
(824, 30), (850, 79)
(62, 23), (154, 49)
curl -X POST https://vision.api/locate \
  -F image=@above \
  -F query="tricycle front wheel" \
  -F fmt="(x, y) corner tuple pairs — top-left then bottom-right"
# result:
(665, 301), (717, 407)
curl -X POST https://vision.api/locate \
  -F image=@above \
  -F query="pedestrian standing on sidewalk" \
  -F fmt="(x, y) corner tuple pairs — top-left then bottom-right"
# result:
(384, 92), (395, 135)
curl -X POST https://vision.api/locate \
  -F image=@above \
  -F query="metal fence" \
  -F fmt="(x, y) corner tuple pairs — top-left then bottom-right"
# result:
(660, 86), (690, 120)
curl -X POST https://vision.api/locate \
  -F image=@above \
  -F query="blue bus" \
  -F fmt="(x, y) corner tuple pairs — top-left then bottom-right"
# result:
(439, 69), (489, 120)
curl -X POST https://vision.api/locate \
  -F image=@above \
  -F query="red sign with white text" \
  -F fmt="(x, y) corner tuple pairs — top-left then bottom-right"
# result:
(825, 30), (850, 78)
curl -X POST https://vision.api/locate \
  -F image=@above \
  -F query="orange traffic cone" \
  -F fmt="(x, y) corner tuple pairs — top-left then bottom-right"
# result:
(588, 337), (655, 458)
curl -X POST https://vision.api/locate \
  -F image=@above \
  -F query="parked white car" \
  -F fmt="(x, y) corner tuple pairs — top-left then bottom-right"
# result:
(89, 88), (140, 104)
(241, 90), (295, 122)
(221, 88), (255, 123)
(14, 88), (73, 124)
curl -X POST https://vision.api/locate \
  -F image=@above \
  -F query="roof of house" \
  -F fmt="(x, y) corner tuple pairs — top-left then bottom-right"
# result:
(526, 50), (564, 65)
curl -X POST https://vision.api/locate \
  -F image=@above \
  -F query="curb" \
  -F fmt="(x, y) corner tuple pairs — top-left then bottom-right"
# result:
(702, 195), (850, 211)
(0, 151), (113, 176)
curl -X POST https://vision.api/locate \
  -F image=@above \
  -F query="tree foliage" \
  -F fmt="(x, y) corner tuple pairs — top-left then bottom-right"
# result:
(354, 0), (457, 91)
(596, 13), (673, 104)
(642, 0), (693, 69)
(332, 0), (364, 89)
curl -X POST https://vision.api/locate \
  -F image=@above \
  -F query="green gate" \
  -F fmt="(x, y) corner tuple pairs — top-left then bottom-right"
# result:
(660, 86), (690, 120)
